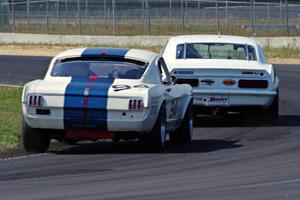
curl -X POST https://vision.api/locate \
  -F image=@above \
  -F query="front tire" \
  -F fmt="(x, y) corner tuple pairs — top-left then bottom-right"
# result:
(22, 120), (50, 153)
(170, 101), (193, 144)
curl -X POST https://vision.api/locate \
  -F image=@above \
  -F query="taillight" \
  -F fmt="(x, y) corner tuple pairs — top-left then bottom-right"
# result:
(27, 95), (43, 107)
(129, 99), (143, 110)
(238, 80), (268, 88)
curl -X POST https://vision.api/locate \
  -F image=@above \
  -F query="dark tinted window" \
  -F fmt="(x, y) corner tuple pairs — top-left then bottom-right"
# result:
(176, 43), (257, 61)
(51, 60), (147, 79)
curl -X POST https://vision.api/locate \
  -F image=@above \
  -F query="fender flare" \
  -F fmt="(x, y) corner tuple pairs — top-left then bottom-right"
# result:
(180, 95), (193, 120)
(148, 98), (166, 132)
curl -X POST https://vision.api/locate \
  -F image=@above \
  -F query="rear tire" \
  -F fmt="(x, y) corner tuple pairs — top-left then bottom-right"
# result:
(63, 138), (78, 145)
(112, 137), (120, 142)
(170, 101), (193, 144)
(148, 103), (167, 150)
(22, 120), (50, 153)
(264, 90), (279, 123)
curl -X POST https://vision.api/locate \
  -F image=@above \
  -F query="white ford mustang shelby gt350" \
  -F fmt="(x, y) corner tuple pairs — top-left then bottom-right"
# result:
(22, 48), (193, 153)
(162, 35), (279, 121)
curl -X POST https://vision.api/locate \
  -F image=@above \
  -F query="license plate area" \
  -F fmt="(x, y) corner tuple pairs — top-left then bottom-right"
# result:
(193, 95), (229, 105)
(207, 95), (229, 105)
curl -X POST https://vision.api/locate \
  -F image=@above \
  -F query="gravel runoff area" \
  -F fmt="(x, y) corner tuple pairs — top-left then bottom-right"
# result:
(0, 45), (299, 65)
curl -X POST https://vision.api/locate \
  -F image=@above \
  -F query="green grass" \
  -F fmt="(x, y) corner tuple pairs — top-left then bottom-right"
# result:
(0, 87), (23, 150)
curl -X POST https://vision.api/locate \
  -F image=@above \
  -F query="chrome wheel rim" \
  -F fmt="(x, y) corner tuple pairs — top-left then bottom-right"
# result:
(189, 118), (193, 138)
(160, 121), (166, 145)
(160, 110), (166, 145)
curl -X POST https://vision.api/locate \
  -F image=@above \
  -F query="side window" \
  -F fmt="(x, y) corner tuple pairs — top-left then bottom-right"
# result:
(247, 45), (257, 61)
(176, 44), (185, 59)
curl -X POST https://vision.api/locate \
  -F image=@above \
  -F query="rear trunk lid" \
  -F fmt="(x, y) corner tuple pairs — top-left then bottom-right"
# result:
(32, 78), (149, 129)
(34, 77), (114, 129)
(169, 60), (272, 90)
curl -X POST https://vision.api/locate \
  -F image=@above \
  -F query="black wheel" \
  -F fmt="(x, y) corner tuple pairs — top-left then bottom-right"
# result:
(170, 101), (193, 144)
(64, 138), (78, 145)
(148, 103), (167, 150)
(112, 137), (120, 142)
(22, 120), (50, 153)
(264, 90), (279, 123)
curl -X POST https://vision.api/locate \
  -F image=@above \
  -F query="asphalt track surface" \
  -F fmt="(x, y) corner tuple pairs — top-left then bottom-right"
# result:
(0, 55), (300, 200)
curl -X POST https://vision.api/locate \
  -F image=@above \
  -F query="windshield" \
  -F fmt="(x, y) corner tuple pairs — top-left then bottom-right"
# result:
(51, 59), (147, 79)
(176, 43), (257, 61)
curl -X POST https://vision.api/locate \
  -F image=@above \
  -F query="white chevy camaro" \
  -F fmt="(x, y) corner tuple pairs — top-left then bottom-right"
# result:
(162, 35), (279, 121)
(22, 48), (193, 153)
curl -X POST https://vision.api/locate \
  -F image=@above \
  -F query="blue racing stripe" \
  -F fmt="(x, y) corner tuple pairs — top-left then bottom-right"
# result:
(81, 48), (129, 59)
(64, 77), (114, 129)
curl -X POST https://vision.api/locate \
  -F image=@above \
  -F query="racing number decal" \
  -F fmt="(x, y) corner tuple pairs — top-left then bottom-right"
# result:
(112, 85), (131, 92)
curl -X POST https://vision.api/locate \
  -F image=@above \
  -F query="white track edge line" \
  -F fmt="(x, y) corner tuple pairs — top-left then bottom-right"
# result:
(0, 84), (22, 88)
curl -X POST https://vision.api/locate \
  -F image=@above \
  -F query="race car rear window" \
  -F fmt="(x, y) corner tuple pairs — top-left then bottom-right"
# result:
(176, 43), (257, 61)
(51, 59), (147, 79)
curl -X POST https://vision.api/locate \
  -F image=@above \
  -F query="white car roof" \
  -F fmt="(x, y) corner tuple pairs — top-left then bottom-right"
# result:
(168, 35), (258, 46)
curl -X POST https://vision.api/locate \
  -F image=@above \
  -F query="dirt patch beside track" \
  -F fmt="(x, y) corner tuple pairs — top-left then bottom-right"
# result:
(0, 45), (72, 57)
(0, 141), (70, 160)
(268, 58), (300, 65)
(0, 45), (299, 65)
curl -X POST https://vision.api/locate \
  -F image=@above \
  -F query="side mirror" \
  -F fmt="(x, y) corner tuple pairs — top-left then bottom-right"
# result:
(162, 77), (170, 85)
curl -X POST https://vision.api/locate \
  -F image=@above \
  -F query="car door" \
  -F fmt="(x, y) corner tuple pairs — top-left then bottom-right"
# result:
(158, 57), (183, 131)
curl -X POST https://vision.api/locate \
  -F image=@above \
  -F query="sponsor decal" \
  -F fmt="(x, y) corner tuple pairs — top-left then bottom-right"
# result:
(112, 85), (131, 92)
(173, 70), (194, 75)
(242, 71), (264, 76)
(208, 96), (228, 103)
(242, 71), (258, 75)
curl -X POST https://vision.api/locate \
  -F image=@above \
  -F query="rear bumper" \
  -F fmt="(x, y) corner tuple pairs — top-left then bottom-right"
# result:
(192, 89), (277, 107)
(23, 104), (156, 133)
